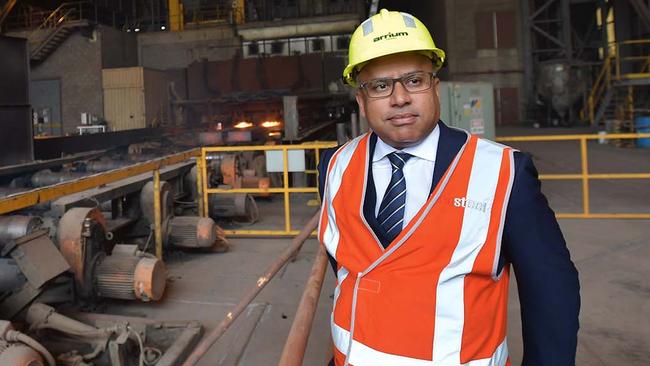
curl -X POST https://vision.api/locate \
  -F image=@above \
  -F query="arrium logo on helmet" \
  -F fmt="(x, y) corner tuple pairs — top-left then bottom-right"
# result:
(373, 31), (409, 42)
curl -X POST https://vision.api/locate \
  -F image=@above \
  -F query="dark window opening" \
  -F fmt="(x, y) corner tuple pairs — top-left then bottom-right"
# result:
(271, 41), (285, 54)
(311, 38), (325, 51)
(336, 36), (350, 50)
(248, 42), (259, 55)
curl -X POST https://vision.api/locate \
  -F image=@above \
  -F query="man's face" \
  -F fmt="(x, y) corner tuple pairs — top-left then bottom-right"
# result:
(355, 52), (440, 149)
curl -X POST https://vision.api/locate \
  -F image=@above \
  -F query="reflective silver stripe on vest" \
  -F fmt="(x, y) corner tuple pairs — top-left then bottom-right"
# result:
(432, 138), (505, 363)
(332, 320), (509, 366)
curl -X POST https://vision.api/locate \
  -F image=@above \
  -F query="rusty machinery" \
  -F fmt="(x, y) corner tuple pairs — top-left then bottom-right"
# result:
(0, 302), (202, 366)
(0, 217), (71, 320)
(186, 153), (266, 224)
(0, 208), (168, 320)
(139, 181), (229, 252)
(0, 210), (205, 365)
(0, 167), (230, 317)
(23, 303), (144, 366)
(0, 318), (53, 366)
(57, 207), (166, 302)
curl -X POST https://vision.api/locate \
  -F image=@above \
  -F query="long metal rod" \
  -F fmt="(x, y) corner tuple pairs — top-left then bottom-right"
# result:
(182, 212), (321, 366)
(279, 244), (329, 366)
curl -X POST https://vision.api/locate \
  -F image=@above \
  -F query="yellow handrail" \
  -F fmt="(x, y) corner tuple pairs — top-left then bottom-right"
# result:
(496, 133), (650, 219)
(200, 142), (338, 236)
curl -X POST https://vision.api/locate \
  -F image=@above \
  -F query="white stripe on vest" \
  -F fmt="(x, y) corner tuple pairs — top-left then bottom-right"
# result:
(332, 320), (509, 366)
(432, 138), (505, 363)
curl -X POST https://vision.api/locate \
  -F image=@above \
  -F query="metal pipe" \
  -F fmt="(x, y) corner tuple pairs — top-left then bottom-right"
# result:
(278, 244), (329, 366)
(84, 159), (131, 172)
(31, 170), (90, 187)
(26, 303), (105, 338)
(182, 212), (320, 366)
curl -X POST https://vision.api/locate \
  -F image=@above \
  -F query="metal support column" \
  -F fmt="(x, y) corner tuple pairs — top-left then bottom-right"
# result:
(195, 158), (204, 217)
(521, 0), (535, 121)
(283, 96), (299, 141)
(561, 0), (573, 61)
(153, 170), (163, 259)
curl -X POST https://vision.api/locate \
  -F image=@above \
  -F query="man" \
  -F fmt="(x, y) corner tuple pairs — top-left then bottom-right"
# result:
(317, 9), (580, 366)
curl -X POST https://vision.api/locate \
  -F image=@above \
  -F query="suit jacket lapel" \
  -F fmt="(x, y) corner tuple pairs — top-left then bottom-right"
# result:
(431, 121), (467, 193)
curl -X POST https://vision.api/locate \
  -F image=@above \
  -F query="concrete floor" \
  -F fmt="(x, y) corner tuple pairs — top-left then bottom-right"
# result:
(101, 127), (650, 365)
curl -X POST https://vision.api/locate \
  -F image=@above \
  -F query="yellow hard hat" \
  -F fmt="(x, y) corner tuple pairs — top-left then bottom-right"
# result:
(343, 9), (446, 87)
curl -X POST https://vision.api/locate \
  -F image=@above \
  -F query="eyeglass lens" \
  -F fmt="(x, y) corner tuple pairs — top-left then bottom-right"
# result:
(363, 72), (433, 98)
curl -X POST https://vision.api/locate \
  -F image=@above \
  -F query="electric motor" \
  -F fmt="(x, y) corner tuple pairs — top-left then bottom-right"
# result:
(166, 216), (218, 249)
(93, 253), (166, 302)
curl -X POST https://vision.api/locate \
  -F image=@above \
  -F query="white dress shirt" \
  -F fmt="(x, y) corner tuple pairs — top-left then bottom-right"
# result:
(372, 124), (439, 227)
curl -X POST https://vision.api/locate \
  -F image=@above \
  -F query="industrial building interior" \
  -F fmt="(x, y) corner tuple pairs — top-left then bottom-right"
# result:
(0, 0), (648, 365)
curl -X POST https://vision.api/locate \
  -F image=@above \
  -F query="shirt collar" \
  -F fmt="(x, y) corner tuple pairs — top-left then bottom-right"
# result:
(372, 123), (440, 163)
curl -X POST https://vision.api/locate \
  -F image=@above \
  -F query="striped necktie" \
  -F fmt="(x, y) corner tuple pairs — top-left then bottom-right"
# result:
(377, 152), (412, 244)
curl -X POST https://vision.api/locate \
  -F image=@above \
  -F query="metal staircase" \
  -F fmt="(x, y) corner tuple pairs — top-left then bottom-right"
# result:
(581, 40), (650, 128)
(27, 3), (89, 64)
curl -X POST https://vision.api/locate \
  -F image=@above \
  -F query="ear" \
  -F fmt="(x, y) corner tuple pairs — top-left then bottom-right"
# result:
(355, 91), (367, 118)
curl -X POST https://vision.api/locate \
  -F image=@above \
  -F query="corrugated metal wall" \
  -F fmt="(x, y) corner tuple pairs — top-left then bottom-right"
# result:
(103, 67), (171, 131)
(103, 67), (146, 131)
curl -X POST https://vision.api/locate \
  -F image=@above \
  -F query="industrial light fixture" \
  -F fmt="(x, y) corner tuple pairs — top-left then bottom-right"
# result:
(261, 121), (281, 128)
(161, 26), (166, 30)
(134, 28), (140, 32)
(234, 121), (253, 129)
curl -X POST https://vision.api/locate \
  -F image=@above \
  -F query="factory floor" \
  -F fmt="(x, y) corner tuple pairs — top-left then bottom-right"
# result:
(101, 126), (650, 366)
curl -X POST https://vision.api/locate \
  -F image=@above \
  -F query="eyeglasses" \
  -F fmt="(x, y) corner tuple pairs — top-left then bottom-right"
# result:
(358, 71), (437, 98)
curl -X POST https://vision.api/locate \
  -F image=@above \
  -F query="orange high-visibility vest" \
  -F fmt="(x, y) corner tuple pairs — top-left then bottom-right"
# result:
(319, 132), (515, 366)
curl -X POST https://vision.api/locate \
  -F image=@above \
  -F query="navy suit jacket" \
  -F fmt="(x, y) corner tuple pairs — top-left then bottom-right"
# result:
(318, 121), (580, 366)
